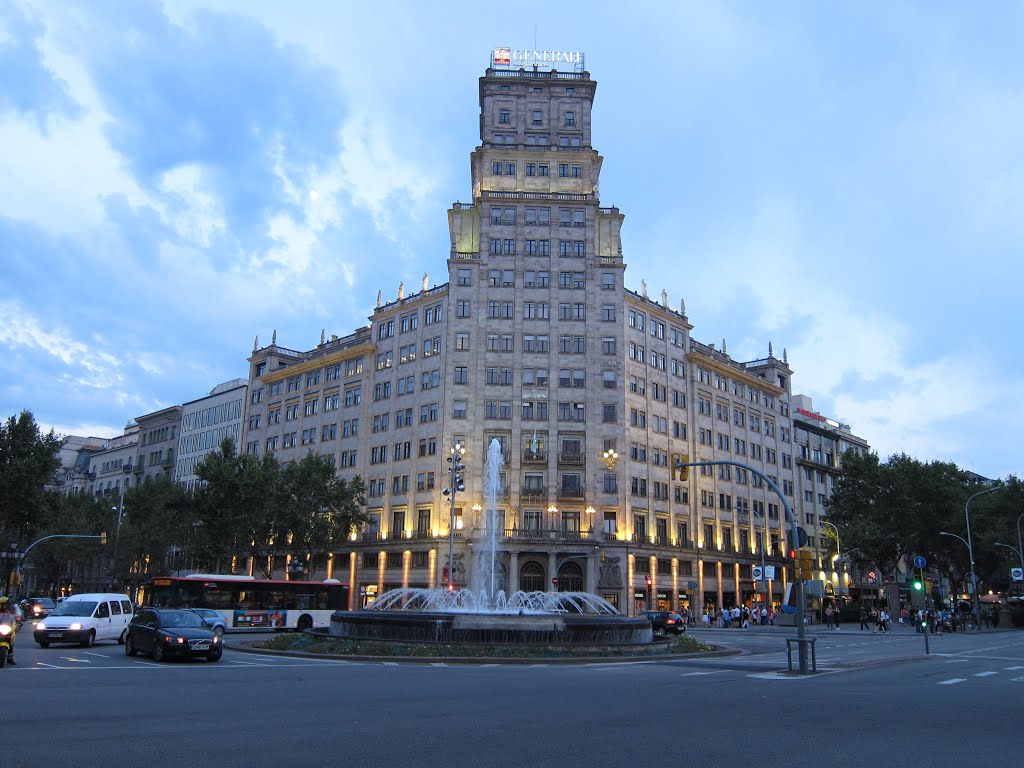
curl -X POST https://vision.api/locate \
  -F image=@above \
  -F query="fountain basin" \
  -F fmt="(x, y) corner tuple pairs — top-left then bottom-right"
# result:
(330, 610), (653, 646)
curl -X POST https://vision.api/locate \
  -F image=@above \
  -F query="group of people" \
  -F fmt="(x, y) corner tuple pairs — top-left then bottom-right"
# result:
(700, 605), (775, 628)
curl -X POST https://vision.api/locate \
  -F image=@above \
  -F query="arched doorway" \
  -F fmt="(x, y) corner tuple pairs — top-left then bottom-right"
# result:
(520, 561), (545, 592)
(558, 561), (584, 592)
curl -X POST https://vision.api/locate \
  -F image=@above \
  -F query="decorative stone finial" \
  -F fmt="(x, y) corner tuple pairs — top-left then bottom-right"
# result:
(253, 335), (258, 351)
(422, 273), (429, 292)
(320, 329), (325, 345)
(680, 298), (686, 316)
(769, 341), (774, 357)
(641, 280), (647, 299)
(376, 290), (382, 309)
(722, 338), (727, 354)
(398, 281), (405, 300)
(271, 329), (277, 345)
(783, 348), (788, 363)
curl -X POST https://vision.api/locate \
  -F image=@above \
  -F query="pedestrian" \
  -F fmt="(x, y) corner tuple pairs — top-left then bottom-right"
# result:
(860, 607), (870, 631)
(760, 606), (768, 626)
(825, 605), (835, 630)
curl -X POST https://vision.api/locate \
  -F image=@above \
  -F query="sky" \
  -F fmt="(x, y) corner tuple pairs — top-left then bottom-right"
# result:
(1, 1), (1022, 479)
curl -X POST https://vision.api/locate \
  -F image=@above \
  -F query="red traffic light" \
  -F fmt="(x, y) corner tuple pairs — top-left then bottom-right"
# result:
(645, 576), (653, 587)
(447, 582), (454, 591)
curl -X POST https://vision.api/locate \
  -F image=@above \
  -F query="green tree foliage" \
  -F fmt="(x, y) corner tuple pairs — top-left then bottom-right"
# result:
(827, 451), (1020, 595)
(193, 440), (367, 577)
(114, 476), (192, 590)
(0, 411), (62, 544)
(278, 452), (368, 573)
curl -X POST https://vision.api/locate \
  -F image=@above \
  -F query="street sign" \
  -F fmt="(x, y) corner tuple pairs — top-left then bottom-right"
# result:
(551, 577), (559, 586)
(1012, 567), (1023, 582)
(764, 566), (776, 580)
(752, 566), (763, 581)
(867, 570), (877, 582)
(914, 556), (927, 569)
(687, 581), (698, 590)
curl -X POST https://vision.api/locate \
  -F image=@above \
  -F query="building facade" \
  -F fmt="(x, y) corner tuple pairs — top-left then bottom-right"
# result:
(177, 378), (248, 491)
(233, 56), (848, 616)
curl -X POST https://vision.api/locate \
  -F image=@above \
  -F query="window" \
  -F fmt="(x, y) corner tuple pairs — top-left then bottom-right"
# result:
(565, 111), (575, 127)
(499, 109), (510, 125)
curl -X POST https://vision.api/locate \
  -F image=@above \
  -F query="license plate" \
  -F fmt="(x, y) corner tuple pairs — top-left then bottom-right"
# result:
(48, 632), (62, 638)
(192, 643), (210, 651)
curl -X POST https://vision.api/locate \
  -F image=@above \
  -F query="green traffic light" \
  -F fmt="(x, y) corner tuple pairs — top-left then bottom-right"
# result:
(913, 580), (923, 590)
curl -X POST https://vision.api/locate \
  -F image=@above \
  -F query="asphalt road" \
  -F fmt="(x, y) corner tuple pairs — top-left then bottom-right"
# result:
(5, 625), (1021, 768)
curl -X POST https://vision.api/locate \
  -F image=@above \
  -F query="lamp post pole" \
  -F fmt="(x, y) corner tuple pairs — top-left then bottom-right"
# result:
(1017, 512), (1024, 575)
(676, 458), (808, 674)
(445, 440), (466, 590)
(940, 530), (971, 614)
(965, 485), (1003, 617)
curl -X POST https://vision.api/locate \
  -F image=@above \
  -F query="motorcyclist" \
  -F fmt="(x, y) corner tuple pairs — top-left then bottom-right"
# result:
(0, 596), (16, 664)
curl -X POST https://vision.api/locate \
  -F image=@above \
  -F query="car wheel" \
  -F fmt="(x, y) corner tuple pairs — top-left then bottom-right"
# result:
(117, 629), (127, 645)
(125, 635), (137, 657)
(296, 615), (313, 632)
(152, 643), (165, 662)
(207, 647), (223, 662)
(80, 630), (95, 648)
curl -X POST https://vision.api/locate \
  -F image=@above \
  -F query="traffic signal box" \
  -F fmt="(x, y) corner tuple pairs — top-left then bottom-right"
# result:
(790, 548), (814, 579)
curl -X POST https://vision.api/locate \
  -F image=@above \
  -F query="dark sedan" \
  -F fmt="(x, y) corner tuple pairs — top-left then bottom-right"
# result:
(21, 597), (56, 621)
(644, 611), (687, 634)
(125, 608), (222, 662)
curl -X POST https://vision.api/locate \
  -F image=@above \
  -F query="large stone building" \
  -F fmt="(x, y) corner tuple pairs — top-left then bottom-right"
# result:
(235, 53), (866, 617)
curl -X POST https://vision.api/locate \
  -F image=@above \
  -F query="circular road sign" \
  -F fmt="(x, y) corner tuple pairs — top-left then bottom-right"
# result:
(551, 577), (559, 586)
(914, 556), (927, 568)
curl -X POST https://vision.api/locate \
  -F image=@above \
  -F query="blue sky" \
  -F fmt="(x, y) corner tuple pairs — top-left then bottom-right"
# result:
(1, 1), (1022, 478)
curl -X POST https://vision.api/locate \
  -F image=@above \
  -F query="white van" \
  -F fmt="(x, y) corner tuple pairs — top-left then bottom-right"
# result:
(33, 594), (134, 648)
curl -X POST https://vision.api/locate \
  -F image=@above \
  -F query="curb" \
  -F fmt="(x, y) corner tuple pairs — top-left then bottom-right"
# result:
(230, 637), (742, 665)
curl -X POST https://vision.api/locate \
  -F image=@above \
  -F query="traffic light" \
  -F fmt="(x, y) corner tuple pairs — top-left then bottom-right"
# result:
(645, 575), (653, 588)
(672, 454), (689, 481)
(791, 548), (814, 579)
(100, 532), (107, 545)
(912, 578), (923, 591)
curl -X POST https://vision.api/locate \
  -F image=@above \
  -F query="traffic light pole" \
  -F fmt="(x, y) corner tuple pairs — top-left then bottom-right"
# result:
(13, 533), (107, 597)
(676, 459), (809, 674)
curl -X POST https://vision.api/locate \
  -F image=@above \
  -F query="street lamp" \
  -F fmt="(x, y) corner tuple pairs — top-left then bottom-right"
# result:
(940, 531), (970, 607)
(994, 542), (1024, 573)
(820, 520), (844, 599)
(443, 440), (466, 590)
(964, 485), (1005, 616)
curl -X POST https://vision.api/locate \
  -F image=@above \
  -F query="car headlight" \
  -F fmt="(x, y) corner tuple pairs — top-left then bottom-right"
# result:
(69, 623), (82, 631)
(213, 635), (221, 644)
(35, 621), (46, 631)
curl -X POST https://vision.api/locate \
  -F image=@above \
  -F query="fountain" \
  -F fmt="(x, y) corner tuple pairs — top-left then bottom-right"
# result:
(330, 438), (652, 649)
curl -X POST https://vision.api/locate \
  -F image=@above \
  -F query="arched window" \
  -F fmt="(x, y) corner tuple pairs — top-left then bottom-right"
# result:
(520, 561), (545, 592)
(558, 562), (583, 592)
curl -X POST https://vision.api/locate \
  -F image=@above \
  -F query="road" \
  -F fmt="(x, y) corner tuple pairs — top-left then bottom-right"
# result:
(4, 625), (1021, 768)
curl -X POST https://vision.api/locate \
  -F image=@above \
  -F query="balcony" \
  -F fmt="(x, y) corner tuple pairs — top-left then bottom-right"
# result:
(522, 450), (547, 465)
(521, 486), (546, 498)
(558, 452), (584, 465)
(132, 464), (143, 474)
(557, 487), (584, 499)
(122, 463), (133, 473)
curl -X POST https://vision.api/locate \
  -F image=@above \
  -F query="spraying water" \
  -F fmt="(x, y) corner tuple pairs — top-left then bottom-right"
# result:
(470, 438), (504, 604)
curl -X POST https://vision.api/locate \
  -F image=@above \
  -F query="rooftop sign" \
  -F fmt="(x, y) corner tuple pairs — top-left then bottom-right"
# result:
(492, 46), (585, 72)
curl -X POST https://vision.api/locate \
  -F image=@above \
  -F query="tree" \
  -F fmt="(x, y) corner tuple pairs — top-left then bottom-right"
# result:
(114, 476), (192, 591)
(194, 439), (281, 575)
(0, 410), (62, 545)
(278, 452), (368, 574)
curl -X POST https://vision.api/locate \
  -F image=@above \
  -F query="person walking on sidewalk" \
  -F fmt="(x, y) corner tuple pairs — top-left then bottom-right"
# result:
(860, 606), (870, 631)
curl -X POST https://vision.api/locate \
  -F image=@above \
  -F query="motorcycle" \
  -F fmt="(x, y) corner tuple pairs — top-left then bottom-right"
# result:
(0, 620), (14, 667)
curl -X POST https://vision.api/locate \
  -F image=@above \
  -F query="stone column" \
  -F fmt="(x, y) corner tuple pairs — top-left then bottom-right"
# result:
(508, 551), (519, 592)
(586, 551), (597, 593)
(548, 551), (558, 589)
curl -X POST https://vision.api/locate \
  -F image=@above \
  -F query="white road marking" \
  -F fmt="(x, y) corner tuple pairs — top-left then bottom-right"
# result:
(681, 670), (728, 676)
(938, 678), (966, 685)
(1012, 676), (1024, 682)
(974, 671), (998, 677)
(82, 652), (107, 658)
(60, 657), (91, 663)
(1005, 665), (1024, 671)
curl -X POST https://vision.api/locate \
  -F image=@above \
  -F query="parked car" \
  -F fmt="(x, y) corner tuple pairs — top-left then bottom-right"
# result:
(645, 611), (686, 634)
(186, 608), (227, 636)
(20, 597), (56, 621)
(125, 608), (222, 662)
